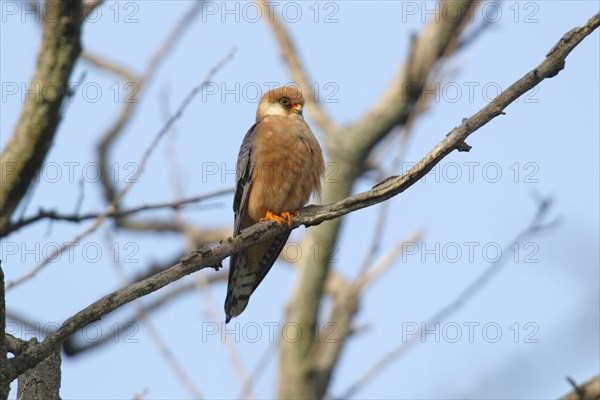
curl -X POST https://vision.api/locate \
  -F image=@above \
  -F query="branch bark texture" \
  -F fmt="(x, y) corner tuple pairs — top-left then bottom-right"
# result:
(16, 341), (61, 400)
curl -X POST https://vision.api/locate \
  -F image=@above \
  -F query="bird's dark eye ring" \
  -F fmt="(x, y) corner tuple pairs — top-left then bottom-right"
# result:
(279, 97), (291, 107)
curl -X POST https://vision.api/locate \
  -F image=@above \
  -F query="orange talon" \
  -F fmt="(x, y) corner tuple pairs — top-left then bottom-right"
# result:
(259, 210), (296, 227)
(260, 210), (285, 225)
(281, 211), (292, 227)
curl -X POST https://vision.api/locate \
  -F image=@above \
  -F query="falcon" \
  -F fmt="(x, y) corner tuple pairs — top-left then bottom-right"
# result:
(225, 86), (324, 322)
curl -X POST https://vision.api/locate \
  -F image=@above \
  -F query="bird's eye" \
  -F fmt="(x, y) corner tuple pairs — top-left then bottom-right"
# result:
(279, 97), (291, 107)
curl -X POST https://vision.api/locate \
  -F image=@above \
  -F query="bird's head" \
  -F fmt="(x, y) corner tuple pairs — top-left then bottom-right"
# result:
(256, 86), (305, 121)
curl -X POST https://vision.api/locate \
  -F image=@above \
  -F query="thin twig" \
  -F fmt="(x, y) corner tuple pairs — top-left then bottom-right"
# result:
(81, 52), (138, 82)
(4, 189), (232, 236)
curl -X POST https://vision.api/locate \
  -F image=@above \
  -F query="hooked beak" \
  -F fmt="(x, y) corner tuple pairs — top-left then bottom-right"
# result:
(291, 103), (303, 115)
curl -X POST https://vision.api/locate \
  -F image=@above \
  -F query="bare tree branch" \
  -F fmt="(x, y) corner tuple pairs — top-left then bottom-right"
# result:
(5, 11), (598, 383)
(0, 0), (83, 236)
(4, 189), (232, 236)
(81, 52), (138, 82)
(5, 334), (28, 356)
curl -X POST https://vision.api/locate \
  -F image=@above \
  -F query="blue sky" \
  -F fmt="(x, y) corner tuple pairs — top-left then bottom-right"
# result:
(1, 1), (599, 399)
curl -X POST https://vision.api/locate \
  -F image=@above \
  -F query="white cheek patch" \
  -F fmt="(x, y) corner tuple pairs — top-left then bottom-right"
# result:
(263, 103), (287, 117)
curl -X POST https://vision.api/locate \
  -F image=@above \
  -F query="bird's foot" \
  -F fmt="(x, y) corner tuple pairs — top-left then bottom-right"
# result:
(260, 210), (296, 227)
(260, 210), (286, 225)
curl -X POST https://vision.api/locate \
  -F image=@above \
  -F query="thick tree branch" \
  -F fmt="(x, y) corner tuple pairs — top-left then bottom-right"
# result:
(6, 10), (598, 382)
(0, 0), (83, 237)
(16, 339), (61, 400)
(562, 375), (600, 400)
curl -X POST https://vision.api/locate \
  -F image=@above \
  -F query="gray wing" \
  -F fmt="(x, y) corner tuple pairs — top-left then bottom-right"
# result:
(232, 124), (256, 236)
(224, 123), (291, 322)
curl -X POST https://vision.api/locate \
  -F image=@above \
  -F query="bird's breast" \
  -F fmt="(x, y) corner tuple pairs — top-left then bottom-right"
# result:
(246, 117), (323, 222)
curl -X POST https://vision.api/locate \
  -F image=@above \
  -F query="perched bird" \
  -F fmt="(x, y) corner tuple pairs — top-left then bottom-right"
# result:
(225, 86), (324, 323)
